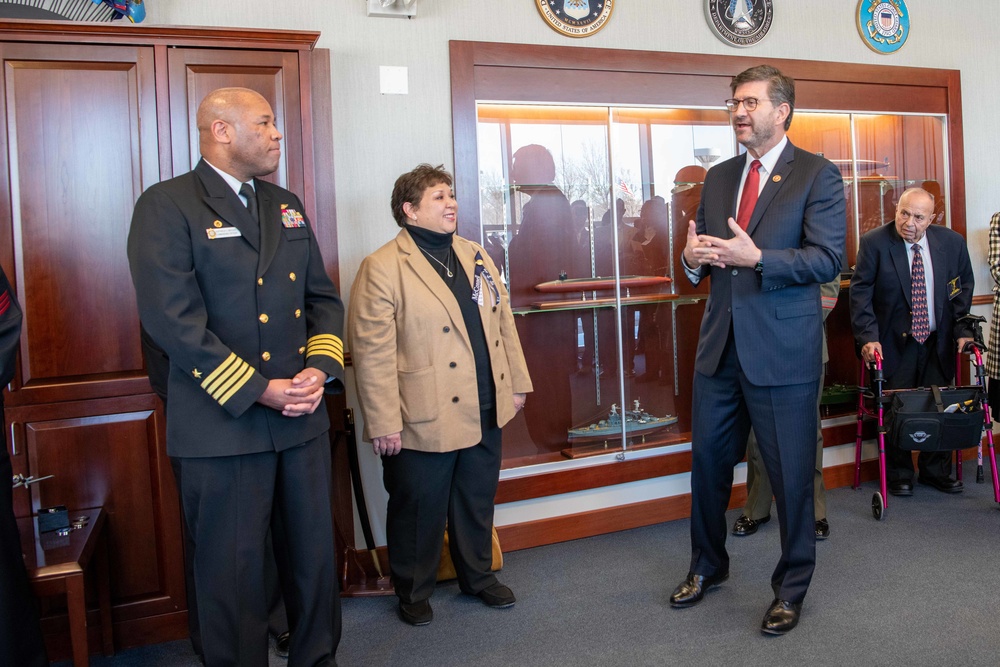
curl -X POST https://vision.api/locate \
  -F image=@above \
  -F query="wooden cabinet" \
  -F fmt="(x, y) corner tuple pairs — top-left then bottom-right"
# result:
(0, 21), (337, 657)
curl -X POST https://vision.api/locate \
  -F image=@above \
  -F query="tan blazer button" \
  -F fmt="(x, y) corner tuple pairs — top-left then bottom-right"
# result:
(443, 326), (450, 333)
(452, 396), (459, 403)
(449, 362), (457, 368)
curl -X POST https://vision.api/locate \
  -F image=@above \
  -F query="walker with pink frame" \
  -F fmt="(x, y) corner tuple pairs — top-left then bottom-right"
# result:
(852, 315), (1000, 520)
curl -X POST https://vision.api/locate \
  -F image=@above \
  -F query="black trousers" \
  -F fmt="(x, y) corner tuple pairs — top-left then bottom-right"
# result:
(885, 332), (953, 483)
(175, 435), (339, 667)
(0, 434), (48, 667)
(381, 408), (502, 603)
(170, 459), (288, 660)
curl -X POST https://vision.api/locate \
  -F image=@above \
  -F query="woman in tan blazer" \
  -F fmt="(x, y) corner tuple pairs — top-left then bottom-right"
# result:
(348, 164), (532, 626)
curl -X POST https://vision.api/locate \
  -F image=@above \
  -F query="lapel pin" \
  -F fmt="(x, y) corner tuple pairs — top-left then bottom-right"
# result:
(772, 175), (781, 183)
(214, 220), (223, 228)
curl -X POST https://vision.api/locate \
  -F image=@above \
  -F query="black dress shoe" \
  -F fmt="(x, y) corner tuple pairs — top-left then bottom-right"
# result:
(475, 583), (516, 608)
(918, 476), (964, 494)
(398, 599), (433, 626)
(731, 513), (770, 536)
(888, 480), (913, 496)
(274, 631), (290, 658)
(760, 598), (802, 635)
(815, 518), (830, 540)
(669, 571), (729, 608)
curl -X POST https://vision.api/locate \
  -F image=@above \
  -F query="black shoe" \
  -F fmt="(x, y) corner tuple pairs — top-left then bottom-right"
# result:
(731, 513), (770, 536)
(888, 480), (913, 496)
(475, 583), (516, 608)
(274, 631), (289, 658)
(669, 571), (729, 608)
(918, 476), (964, 494)
(815, 518), (830, 540)
(398, 599), (433, 626)
(761, 598), (802, 635)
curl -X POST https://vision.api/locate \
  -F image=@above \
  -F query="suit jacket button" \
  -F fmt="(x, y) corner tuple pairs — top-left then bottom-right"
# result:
(443, 326), (450, 333)
(262, 351), (271, 361)
(452, 396), (459, 403)
(449, 361), (457, 368)
(731, 269), (738, 276)
(259, 313), (269, 323)
(492, 306), (497, 312)
(289, 272), (296, 281)
(294, 309), (302, 318)
(298, 346), (305, 354)
(501, 373), (505, 380)
(257, 277), (264, 286)
(495, 340), (500, 346)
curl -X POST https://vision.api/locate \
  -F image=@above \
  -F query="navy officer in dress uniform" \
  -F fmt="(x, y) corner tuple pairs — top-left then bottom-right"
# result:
(127, 87), (345, 667)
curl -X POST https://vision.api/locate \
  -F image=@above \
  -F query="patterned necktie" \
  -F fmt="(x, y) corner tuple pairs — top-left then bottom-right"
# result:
(240, 182), (259, 224)
(736, 159), (762, 231)
(910, 244), (930, 344)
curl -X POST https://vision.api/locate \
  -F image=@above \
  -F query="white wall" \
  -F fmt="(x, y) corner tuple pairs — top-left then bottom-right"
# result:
(146, 1), (1000, 544)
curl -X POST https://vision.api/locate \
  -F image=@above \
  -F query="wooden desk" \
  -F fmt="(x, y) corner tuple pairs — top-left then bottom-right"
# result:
(18, 507), (114, 666)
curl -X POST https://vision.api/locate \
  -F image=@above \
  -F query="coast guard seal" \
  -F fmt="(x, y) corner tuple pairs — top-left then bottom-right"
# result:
(857, 0), (909, 54)
(535, 0), (615, 38)
(705, 0), (774, 48)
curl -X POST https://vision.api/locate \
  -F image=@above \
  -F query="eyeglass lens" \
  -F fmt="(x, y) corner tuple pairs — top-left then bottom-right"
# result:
(726, 97), (758, 112)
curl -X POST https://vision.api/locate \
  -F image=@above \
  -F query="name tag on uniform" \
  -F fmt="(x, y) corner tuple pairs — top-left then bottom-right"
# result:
(206, 227), (242, 240)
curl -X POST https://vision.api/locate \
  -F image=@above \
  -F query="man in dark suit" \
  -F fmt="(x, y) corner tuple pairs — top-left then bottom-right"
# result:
(128, 88), (345, 667)
(0, 267), (48, 667)
(850, 187), (974, 496)
(669, 65), (845, 635)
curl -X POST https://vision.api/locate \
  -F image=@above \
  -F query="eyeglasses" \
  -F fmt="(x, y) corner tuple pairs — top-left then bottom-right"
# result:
(724, 97), (771, 112)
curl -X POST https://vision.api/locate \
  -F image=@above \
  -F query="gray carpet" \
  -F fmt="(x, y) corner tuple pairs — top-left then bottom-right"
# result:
(59, 459), (1000, 666)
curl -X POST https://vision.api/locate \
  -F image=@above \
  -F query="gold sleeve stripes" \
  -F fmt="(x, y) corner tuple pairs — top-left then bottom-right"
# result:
(306, 334), (344, 366)
(201, 353), (255, 406)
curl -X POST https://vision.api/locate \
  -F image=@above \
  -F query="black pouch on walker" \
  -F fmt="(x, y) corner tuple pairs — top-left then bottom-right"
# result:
(888, 386), (983, 452)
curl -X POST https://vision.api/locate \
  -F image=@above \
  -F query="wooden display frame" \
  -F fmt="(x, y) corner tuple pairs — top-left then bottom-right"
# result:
(449, 40), (966, 549)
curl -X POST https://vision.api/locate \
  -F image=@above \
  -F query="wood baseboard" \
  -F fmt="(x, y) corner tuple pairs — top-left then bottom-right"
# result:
(496, 458), (881, 552)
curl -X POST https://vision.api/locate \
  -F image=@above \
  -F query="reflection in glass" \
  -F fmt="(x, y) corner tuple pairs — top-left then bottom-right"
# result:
(475, 103), (948, 469)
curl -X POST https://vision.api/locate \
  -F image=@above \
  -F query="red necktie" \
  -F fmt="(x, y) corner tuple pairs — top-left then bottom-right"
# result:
(910, 244), (930, 344)
(736, 159), (762, 231)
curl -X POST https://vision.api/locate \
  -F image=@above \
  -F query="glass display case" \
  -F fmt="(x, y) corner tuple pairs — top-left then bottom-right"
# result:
(475, 103), (949, 469)
(451, 41), (965, 484)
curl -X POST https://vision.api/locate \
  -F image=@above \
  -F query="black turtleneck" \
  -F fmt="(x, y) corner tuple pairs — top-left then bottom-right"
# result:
(405, 225), (494, 411)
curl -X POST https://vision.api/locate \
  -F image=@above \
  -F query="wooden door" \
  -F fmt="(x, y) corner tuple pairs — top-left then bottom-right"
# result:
(0, 42), (159, 405)
(0, 40), (186, 649)
(167, 48), (303, 193)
